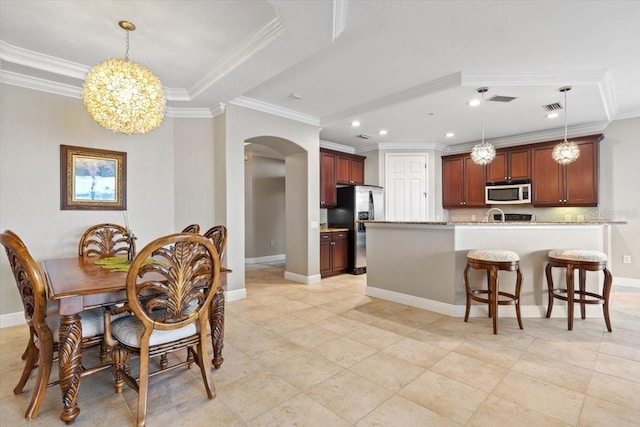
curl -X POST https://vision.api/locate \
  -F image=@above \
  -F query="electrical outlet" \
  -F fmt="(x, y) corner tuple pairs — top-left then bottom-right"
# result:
(577, 215), (585, 222)
(623, 255), (631, 264)
(564, 215), (572, 222)
(270, 240), (275, 247)
(471, 215), (476, 221)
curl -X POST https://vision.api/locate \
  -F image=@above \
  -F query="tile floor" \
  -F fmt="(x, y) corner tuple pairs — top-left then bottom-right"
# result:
(1, 262), (639, 426)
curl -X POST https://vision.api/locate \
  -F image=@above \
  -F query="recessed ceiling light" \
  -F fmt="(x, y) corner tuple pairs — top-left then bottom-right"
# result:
(546, 112), (559, 119)
(445, 132), (454, 138)
(290, 93), (303, 100)
(351, 120), (361, 127)
(378, 129), (388, 135)
(468, 99), (481, 107)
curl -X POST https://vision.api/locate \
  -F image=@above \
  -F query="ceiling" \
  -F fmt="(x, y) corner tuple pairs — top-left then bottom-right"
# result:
(2, 1), (639, 154)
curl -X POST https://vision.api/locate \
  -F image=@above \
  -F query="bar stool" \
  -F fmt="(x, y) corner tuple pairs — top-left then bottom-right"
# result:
(463, 249), (523, 334)
(545, 249), (612, 332)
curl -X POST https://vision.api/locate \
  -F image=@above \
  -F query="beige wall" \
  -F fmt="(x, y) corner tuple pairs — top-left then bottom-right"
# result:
(0, 84), (183, 319)
(244, 154), (286, 260)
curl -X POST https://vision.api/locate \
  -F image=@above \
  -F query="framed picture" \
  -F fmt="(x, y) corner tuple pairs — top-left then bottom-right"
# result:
(60, 145), (126, 210)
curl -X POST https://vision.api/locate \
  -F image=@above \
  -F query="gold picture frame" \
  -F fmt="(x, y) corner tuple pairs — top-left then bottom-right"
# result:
(60, 145), (126, 210)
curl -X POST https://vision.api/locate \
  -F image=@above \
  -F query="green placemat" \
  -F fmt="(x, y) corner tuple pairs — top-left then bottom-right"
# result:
(95, 256), (163, 272)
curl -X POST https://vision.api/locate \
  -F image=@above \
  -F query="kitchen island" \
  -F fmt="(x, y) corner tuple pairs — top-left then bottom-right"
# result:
(363, 220), (624, 318)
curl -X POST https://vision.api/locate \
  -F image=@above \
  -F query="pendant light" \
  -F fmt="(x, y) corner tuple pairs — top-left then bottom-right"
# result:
(82, 21), (166, 134)
(552, 86), (580, 165)
(470, 87), (496, 165)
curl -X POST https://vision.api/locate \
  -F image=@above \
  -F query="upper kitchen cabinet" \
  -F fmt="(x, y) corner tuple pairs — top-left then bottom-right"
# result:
(531, 135), (601, 207)
(336, 152), (365, 185)
(486, 147), (530, 182)
(442, 154), (486, 208)
(320, 150), (337, 208)
(320, 149), (366, 208)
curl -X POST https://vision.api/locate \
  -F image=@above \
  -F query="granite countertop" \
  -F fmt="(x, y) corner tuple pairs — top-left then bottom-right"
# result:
(320, 227), (349, 232)
(360, 220), (626, 225)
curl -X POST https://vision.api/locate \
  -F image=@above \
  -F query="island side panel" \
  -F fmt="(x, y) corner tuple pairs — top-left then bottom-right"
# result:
(365, 223), (457, 309)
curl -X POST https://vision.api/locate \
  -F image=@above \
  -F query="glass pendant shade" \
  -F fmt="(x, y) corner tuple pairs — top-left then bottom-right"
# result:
(552, 140), (580, 165)
(552, 86), (580, 165)
(82, 21), (166, 134)
(471, 141), (496, 165)
(471, 87), (495, 165)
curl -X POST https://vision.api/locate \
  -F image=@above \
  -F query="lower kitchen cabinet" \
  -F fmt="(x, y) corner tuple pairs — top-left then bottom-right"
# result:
(320, 230), (348, 278)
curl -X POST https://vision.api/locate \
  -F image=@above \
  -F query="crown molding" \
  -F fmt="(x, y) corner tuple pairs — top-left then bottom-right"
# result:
(446, 121), (610, 155)
(461, 70), (609, 86)
(0, 69), (81, 98)
(230, 96), (320, 126)
(321, 72), (462, 126)
(0, 41), (88, 80)
(319, 140), (356, 153)
(189, 14), (285, 99)
(375, 142), (449, 152)
(332, 0), (348, 41)
(613, 110), (640, 121)
(166, 107), (214, 119)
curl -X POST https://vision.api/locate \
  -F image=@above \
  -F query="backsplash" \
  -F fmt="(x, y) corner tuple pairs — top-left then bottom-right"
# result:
(446, 206), (623, 223)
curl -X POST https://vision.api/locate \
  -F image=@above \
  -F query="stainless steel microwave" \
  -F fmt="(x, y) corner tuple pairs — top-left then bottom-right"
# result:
(485, 180), (531, 204)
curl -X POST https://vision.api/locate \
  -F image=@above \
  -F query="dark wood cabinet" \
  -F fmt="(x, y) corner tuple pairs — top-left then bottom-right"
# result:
(320, 230), (348, 277)
(531, 136), (600, 207)
(320, 149), (366, 207)
(487, 148), (530, 182)
(442, 154), (486, 208)
(320, 151), (337, 208)
(336, 154), (365, 185)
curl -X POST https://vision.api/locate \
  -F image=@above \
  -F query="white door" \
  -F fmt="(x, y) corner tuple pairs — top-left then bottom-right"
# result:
(385, 154), (427, 221)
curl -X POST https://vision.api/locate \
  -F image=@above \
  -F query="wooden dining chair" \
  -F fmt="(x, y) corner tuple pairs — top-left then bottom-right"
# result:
(78, 223), (133, 257)
(203, 225), (227, 262)
(181, 224), (200, 233)
(0, 230), (107, 420)
(103, 232), (221, 427)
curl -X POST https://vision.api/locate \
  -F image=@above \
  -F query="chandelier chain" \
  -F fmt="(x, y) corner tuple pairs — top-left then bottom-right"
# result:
(124, 29), (130, 62)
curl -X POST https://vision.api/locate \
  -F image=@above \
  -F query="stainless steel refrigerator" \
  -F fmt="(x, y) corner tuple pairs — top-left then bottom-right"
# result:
(327, 185), (384, 274)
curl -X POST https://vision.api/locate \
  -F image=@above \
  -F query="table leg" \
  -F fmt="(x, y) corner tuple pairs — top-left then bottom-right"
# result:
(58, 314), (83, 424)
(210, 285), (225, 368)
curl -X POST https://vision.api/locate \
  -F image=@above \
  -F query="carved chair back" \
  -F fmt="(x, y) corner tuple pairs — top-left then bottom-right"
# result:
(78, 223), (132, 257)
(203, 225), (227, 262)
(126, 232), (221, 333)
(181, 224), (200, 234)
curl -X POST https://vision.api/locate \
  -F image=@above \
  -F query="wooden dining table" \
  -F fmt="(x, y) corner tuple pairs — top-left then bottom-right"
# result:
(42, 256), (228, 424)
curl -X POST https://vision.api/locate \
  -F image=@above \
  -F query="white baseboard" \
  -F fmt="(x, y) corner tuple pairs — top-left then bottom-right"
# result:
(366, 286), (605, 318)
(225, 287), (247, 302)
(0, 312), (25, 328)
(245, 254), (285, 264)
(284, 271), (322, 285)
(615, 277), (640, 288)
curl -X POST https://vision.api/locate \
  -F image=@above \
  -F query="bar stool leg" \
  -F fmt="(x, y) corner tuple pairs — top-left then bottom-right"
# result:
(463, 264), (472, 323)
(579, 269), (587, 319)
(486, 270), (492, 318)
(515, 267), (523, 329)
(545, 263), (554, 318)
(566, 264), (575, 331)
(490, 265), (499, 335)
(602, 268), (613, 332)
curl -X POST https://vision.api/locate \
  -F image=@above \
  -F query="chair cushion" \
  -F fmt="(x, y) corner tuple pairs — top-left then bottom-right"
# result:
(110, 315), (197, 348)
(45, 304), (105, 340)
(467, 249), (519, 262)
(548, 249), (607, 262)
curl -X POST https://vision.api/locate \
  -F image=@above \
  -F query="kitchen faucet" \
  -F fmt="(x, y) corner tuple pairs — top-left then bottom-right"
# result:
(485, 207), (505, 223)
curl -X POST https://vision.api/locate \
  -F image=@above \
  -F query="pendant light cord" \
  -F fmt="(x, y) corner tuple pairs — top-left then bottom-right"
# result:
(481, 90), (485, 144)
(563, 88), (568, 143)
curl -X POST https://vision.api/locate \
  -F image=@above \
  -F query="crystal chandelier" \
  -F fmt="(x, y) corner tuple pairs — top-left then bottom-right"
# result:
(82, 21), (166, 134)
(470, 87), (496, 165)
(552, 86), (580, 165)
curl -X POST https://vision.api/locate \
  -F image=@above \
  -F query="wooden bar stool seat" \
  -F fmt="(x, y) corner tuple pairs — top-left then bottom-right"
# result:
(463, 249), (523, 334)
(545, 249), (612, 332)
